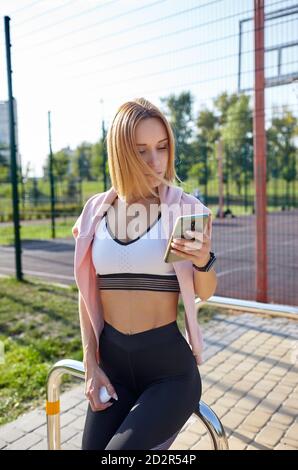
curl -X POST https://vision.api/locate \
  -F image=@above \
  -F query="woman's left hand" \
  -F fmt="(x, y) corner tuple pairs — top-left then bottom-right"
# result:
(170, 214), (212, 268)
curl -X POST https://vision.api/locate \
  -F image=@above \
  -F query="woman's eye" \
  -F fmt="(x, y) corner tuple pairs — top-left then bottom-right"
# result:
(139, 146), (167, 155)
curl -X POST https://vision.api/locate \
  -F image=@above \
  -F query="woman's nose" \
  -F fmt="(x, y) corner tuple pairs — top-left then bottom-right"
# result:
(148, 149), (159, 163)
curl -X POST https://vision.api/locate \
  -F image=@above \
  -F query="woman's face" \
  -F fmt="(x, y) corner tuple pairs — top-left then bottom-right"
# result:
(135, 117), (169, 186)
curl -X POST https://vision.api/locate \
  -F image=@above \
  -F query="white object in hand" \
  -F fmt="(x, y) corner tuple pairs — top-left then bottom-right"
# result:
(99, 386), (112, 403)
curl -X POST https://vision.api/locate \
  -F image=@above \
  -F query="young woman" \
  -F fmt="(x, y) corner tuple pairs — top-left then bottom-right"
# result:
(72, 97), (217, 450)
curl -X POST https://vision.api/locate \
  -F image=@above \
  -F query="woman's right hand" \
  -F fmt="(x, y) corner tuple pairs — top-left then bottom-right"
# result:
(84, 363), (118, 412)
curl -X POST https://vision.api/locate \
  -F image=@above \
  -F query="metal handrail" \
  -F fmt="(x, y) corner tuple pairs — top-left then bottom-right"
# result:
(195, 295), (298, 320)
(46, 359), (229, 450)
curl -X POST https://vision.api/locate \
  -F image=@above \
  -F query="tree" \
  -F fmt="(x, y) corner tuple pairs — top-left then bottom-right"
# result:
(0, 144), (9, 183)
(192, 108), (220, 204)
(74, 142), (93, 181)
(213, 91), (239, 126)
(90, 140), (105, 180)
(267, 106), (298, 209)
(53, 150), (70, 198)
(160, 91), (196, 181)
(220, 94), (253, 198)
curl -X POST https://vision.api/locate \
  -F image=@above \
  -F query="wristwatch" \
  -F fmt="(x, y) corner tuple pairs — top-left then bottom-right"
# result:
(192, 251), (216, 272)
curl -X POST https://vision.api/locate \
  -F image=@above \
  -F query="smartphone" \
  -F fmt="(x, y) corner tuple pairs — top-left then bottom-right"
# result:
(164, 213), (210, 263)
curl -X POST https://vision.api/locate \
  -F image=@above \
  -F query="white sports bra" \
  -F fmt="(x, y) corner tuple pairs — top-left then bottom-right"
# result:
(91, 210), (180, 293)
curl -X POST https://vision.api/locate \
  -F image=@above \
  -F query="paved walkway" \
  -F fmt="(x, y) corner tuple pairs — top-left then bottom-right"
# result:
(0, 312), (297, 450)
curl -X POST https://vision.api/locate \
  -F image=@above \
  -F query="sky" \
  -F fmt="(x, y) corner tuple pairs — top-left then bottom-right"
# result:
(0, 0), (297, 177)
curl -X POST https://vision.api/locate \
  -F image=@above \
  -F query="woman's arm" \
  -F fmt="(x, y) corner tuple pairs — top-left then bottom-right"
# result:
(78, 292), (119, 409)
(193, 266), (217, 301)
(79, 292), (99, 369)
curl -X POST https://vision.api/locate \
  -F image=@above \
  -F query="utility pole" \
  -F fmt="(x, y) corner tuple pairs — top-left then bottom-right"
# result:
(253, 0), (267, 302)
(4, 16), (22, 281)
(48, 111), (56, 238)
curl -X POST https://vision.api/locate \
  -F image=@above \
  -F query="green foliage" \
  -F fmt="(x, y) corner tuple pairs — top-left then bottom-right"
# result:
(161, 91), (196, 180)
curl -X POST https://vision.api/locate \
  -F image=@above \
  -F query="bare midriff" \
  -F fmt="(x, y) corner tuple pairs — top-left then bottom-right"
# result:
(101, 290), (179, 334)
(99, 194), (179, 335)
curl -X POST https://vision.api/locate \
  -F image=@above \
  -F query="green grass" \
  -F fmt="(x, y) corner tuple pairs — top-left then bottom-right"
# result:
(0, 179), (105, 200)
(0, 217), (77, 245)
(0, 276), (217, 426)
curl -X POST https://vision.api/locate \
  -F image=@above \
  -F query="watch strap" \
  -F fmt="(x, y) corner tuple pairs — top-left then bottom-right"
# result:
(192, 251), (216, 272)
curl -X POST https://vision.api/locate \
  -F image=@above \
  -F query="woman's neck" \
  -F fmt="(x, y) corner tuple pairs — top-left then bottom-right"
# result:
(119, 193), (160, 206)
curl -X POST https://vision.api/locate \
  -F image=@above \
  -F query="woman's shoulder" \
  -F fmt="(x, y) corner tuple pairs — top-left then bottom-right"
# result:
(72, 190), (109, 239)
(82, 191), (107, 211)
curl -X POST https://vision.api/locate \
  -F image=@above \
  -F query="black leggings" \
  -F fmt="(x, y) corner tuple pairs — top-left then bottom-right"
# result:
(82, 320), (202, 450)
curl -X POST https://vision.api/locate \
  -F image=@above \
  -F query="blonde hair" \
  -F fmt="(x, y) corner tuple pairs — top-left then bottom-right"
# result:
(106, 97), (182, 203)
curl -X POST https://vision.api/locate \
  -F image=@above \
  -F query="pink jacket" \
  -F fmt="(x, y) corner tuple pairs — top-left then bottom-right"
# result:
(72, 182), (212, 365)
